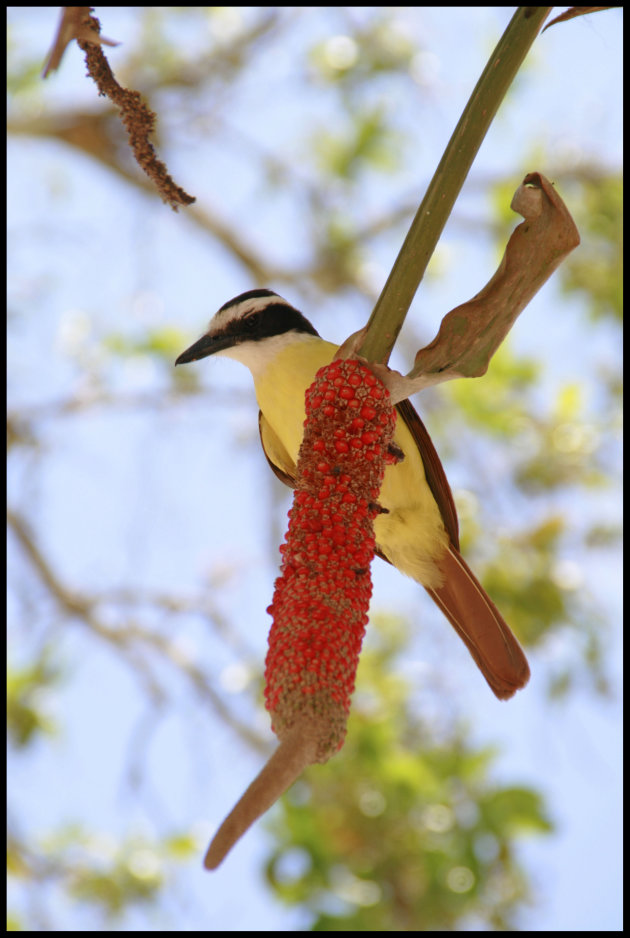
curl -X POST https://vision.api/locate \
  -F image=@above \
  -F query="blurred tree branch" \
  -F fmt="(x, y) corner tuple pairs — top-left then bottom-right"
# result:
(8, 507), (268, 754)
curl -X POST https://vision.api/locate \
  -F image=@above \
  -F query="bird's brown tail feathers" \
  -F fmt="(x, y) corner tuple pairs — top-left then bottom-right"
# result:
(426, 545), (530, 700)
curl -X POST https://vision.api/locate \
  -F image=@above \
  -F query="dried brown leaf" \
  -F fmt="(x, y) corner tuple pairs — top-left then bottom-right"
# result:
(377, 173), (579, 403)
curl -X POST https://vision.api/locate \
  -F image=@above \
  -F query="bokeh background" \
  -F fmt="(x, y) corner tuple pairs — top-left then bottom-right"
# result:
(8, 7), (622, 931)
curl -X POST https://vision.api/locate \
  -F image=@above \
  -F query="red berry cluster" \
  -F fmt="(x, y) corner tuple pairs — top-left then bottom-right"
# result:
(264, 358), (397, 762)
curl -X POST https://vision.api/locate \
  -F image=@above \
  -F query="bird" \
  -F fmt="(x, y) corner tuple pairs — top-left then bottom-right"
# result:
(176, 289), (530, 699)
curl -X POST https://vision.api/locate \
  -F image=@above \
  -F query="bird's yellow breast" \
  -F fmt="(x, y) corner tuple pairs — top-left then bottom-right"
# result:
(254, 337), (449, 588)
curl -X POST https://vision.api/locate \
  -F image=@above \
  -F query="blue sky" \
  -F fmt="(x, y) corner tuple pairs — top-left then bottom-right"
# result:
(8, 7), (622, 931)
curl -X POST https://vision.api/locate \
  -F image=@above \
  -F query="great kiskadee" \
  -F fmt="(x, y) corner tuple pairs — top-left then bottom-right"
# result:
(176, 289), (530, 699)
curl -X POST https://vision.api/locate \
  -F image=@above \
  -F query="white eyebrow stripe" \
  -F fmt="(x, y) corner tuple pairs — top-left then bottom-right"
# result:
(209, 293), (290, 331)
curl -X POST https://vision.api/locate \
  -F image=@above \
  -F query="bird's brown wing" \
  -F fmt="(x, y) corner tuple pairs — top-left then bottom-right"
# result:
(426, 544), (530, 699)
(397, 400), (529, 698)
(395, 398), (459, 549)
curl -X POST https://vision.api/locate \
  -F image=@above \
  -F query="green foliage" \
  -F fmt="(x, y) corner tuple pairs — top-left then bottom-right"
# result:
(7, 649), (62, 747)
(480, 517), (611, 696)
(6, 911), (23, 931)
(313, 106), (405, 180)
(562, 173), (622, 323)
(104, 326), (189, 361)
(7, 826), (196, 924)
(309, 16), (415, 87)
(482, 518), (568, 641)
(307, 13), (417, 186)
(444, 342), (540, 437)
(505, 364), (617, 498)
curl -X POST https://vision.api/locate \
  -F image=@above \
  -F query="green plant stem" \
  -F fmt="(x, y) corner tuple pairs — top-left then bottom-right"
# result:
(358, 6), (552, 363)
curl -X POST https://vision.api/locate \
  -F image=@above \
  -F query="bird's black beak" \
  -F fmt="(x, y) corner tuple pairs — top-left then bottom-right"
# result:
(175, 333), (235, 365)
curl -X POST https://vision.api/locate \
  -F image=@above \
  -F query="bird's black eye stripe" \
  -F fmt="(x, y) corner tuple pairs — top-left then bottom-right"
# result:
(243, 312), (260, 330)
(219, 299), (320, 341)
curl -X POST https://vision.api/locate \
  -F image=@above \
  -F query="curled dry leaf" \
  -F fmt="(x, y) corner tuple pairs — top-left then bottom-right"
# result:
(369, 173), (580, 404)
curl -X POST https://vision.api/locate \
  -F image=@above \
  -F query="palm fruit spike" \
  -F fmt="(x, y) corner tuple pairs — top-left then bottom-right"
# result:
(204, 358), (397, 869)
